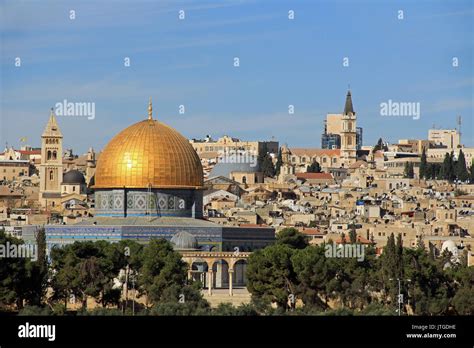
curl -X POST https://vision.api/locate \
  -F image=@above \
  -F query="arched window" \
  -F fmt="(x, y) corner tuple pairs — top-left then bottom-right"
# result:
(242, 176), (247, 184)
(47, 151), (52, 160)
(49, 171), (54, 180)
(52, 151), (57, 160)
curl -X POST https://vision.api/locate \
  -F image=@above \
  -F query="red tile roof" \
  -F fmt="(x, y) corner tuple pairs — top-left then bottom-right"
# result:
(298, 227), (324, 235)
(19, 150), (41, 155)
(290, 148), (340, 157)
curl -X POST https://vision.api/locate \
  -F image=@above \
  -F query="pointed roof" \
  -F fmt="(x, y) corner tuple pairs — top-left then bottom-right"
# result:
(42, 109), (62, 137)
(343, 90), (355, 115)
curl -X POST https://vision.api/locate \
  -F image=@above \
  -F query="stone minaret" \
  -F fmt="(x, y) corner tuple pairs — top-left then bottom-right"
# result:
(340, 90), (357, 167)
(39, 109), (63, 208)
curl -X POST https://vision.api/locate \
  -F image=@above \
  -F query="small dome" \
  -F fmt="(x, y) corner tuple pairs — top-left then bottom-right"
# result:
(170, 231), (198, 250)
(441, 240), (458, 256)
(63, 170), (85, 184)
(89, 175), (95, 186)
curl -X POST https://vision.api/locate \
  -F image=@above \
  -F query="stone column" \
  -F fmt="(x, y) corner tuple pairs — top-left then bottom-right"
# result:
(187, 269), (192, 280)
(228, 269), (234, 296)
(207, 270), (213, 296)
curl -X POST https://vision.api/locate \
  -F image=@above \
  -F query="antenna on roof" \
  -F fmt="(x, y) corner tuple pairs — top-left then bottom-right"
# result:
(457, 115), (462, 145)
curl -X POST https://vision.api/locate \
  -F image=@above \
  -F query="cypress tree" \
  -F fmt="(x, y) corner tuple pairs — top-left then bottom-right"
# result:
(404, 162), (414, 179)
(349, 227), (357, 244)
(470, 161), (474, 183)
(441, 152), (453, 181)
(396, 233), (404, 278)
(373, 138), (384, 153)
(307, 161), (321, 173)
(419, 148), (427, 179)
(275, 147), (283, 176)
(455, 149), (469, 182)
(258, 144), (276, 178)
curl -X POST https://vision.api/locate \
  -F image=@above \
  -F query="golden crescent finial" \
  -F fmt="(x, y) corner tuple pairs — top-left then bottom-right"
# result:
(148, 97), (153, 120)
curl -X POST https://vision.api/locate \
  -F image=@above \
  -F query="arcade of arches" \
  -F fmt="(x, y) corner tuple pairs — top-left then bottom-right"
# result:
(180, 251), (250, 296)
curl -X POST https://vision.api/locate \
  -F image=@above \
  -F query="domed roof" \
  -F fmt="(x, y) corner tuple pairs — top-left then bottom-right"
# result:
(94, 101), (203, 189)
(170, 231), (198, 250)
(441, 240), (458, 256)
(210, 162), (260, 178)
(63, 170), (85, 184)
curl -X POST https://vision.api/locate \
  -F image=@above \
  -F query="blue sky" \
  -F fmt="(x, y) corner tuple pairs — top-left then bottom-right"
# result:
(1, 0), (472, 154)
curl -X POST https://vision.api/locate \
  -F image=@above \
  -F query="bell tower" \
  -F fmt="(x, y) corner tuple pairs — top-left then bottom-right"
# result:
(340, 90), (357, 167)
(39, 109), (63, 208)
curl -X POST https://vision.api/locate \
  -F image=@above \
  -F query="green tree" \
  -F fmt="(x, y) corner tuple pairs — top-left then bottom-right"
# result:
(18, 305), (52, 316)
(404, 162), (414, 179)
(379, 233), (401, 306)
(139, 238), (188, 305)
(258, 144), (276, 178)
(455, 149), (469, 182)
(50, 241), (121, 310)
(470, 160), (474, 183)
(307, 160), (321, 173)
(327, 244), (378, 310)
(151, 282), (209, 315)
(246, 244), (296, 310)
(372, 138), (386, 153)
(430, 163), (442, 180)
(349, 227), (357, 244)
(24, 227), (48, 306)
(261, 155), (276, 178)
(0, 229), (29, 310)
(212, 302), (258, 316)
(276, 228), (309, 249)
(419, 148), (427, 179)
(452, 287), (474, 315)
(291, 245), (331, 310)
(275, 147), (283, 176)
(105, 240), (143, 308)
(402, 248), (453, 315)
(441, 152), (455, 182)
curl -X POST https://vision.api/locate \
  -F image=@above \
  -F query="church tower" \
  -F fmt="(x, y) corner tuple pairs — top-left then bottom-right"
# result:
(39, 109), (63, 208)
(340, 90), (357, 167)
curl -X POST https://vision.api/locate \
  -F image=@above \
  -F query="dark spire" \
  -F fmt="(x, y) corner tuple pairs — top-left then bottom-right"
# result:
(344, 90), (354, 115)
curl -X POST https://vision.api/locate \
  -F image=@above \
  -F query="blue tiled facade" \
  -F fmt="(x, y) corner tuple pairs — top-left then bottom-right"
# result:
(95, 188), (203, 218)
(45, 224), (275, 252)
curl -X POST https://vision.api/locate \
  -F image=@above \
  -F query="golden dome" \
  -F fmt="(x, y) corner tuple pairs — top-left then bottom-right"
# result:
(94, 106), (203, 189)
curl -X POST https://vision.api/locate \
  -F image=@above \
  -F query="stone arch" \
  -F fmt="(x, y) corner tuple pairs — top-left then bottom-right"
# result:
(211, 259), (230, 288)
(229, 257), (248, 270)
(189, 258), (210, 288)
(232, 259), (248, 287)
(190, 258), (210, 271)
